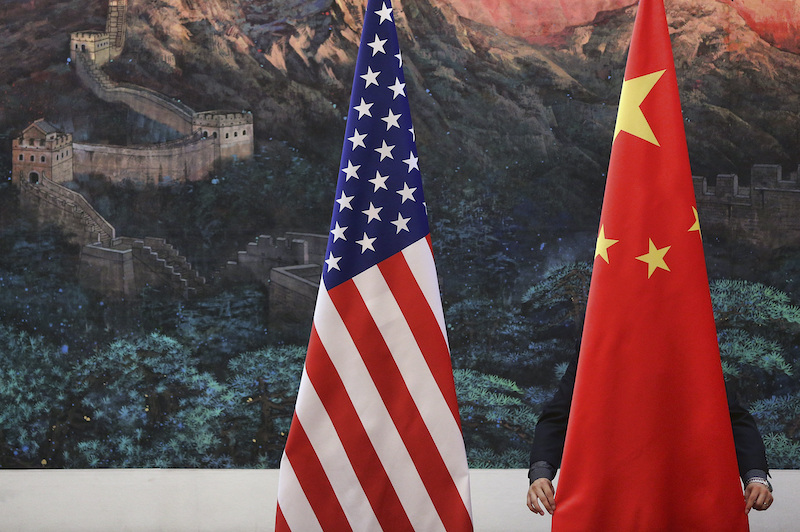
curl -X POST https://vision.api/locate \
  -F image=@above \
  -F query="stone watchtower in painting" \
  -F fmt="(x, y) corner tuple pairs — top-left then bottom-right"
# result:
(70, 31), (112, 65)
(11, 119), (74, 186)
(193, 111), (254, 162)
(69, 0), (126, 64)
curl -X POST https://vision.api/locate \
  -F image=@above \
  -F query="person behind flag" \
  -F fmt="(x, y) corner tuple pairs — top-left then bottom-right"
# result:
(525, 344), (774, 517)
(522, 0), (771, 528)
(275, 0), (473, 530)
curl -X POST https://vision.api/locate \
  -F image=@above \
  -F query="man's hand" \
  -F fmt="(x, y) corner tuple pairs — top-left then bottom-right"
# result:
(527, 478), (556, 515)
(744, 482), (773, 514)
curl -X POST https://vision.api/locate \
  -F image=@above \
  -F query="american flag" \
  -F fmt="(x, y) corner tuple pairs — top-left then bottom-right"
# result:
(275, 1), (473, 531)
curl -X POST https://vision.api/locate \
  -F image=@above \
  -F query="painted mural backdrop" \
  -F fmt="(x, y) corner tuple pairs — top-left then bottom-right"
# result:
(1, 0), (800, 469)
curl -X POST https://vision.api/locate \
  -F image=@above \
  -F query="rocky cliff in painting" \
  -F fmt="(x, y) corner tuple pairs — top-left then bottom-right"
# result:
(446, 0), (800, 52)
(2, 0), (800, 249)
(2, 0), (797, 175)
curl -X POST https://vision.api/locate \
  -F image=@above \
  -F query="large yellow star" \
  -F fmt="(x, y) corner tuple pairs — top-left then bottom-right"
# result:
(689, 206), (702, 239)
(635, 238), (671, 278)
(613, 69), (666, 146)
(595, 225), (619, 264)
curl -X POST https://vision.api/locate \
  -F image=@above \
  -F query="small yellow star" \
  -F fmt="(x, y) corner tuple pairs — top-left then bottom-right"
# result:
(614, 69), (666, 146)
(689, 206), (702, 239)
(635, 238), (671, 278)
(595, 225), (619, 264)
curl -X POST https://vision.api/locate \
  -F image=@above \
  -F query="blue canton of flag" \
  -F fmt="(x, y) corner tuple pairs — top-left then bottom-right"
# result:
(323, 0), (427, 289)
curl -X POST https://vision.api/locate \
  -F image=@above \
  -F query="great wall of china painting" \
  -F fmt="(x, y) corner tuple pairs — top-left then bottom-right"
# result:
(2, 0), (800, 469)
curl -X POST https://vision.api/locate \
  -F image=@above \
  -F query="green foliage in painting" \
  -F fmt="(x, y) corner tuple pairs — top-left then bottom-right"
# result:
(4, 218), (800, 470)
(521, 262), (592, 329)
(761, 433), (800, 470)
(0, 221), (101, 352)
(749, 394), (800, 469)
(67, 334), (226, 467)
(432, 196), (519, 302)
(174, 287), (270, 371)
(711, 279), (800, 328)
(0, 313), (308, 469)
(710, 280), (797, 405)
(446, 298), (531, 376)
(221, 345), (306, 467)
(455, 369), (539, 468)
(0, 325), (72, 467)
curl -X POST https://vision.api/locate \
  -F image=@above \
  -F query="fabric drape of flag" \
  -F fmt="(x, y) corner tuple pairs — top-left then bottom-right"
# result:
(552, 0), (749, 530)
(275, 1), (473, 530)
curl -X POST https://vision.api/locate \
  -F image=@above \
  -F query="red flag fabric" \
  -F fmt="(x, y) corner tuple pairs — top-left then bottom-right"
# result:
(552, 0), (749, 530)
(275, 0), (473, 530)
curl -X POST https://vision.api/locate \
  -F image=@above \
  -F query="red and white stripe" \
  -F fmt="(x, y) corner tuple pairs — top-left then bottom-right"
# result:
(276, 237), (473, 531)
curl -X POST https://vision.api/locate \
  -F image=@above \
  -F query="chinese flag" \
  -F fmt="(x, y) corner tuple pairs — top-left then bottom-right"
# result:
(552, 0), (749, 530)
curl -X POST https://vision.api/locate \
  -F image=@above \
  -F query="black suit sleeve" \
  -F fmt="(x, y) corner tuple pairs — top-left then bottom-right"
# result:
(727, 385), (770, 478)
(529, 353), (578, 471)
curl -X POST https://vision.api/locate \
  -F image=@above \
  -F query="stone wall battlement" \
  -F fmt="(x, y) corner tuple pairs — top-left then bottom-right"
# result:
(240, 233), (327, 266)
(694, 164), (800, 247)
(78, 131), (206, 153)
(81, 236), (206, 299)
(72, 132), (217, 184)
(216, 233), (327, 285)
(71, 31), (108, 40)
(62, 0), (253, 186)
(19, 176), (115, 244)
(14, 136), (72, 150)
(693, 164), (800, 203)
(194, 111), (254, 127)
(73, 52), (195, 133)
(105, 0), (127, 53)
